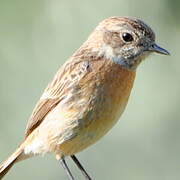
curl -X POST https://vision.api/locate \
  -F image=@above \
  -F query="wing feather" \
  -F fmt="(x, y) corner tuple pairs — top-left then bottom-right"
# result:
(25, 59), (89, 138)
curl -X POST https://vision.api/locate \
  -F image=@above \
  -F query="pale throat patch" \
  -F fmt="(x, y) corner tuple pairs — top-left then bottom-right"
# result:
(97, 44), (132, 69)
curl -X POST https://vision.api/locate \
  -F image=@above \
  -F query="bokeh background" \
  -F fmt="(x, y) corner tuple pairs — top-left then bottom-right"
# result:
(0, 0), (179, 179)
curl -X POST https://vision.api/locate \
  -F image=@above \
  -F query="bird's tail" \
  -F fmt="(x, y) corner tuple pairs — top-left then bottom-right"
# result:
(0, 146), (24, 179)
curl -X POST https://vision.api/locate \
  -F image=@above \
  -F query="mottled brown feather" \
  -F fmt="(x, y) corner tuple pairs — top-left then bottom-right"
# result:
(25, 57), (92, 138)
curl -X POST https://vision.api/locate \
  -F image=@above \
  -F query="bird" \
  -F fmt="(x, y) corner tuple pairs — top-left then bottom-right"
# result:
(0, 16), (170, 180)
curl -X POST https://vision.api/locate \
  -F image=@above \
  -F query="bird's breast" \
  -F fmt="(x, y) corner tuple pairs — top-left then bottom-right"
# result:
(59, 60), (136, 154)
(83, 61), (136, 136)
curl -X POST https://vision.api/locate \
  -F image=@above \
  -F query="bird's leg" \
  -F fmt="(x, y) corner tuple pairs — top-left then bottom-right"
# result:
(60, 157), (75, 180)
(71, 155), (92, 180)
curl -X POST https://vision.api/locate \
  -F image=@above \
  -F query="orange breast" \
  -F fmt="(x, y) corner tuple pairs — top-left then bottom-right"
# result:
(59, 59), (136, 155)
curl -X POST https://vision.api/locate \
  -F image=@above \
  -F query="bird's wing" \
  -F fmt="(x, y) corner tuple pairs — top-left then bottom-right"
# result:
(25, 58), (90, 138)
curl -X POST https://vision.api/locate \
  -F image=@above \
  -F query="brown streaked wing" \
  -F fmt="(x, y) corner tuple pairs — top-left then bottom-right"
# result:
(24, 58), (88, 138)
(25, 98), (60, 138)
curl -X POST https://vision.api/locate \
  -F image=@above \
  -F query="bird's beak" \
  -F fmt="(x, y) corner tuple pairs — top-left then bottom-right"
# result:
(148, 43), (170, 55)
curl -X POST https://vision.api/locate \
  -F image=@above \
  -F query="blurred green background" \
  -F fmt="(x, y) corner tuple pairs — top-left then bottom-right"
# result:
(0, 0), (179, 179)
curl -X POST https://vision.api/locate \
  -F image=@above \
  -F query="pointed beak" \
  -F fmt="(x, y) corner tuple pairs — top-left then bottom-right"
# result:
(148, 43), (170, 55)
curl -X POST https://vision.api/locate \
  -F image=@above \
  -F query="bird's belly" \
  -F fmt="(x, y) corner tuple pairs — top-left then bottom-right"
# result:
(59, 90), (129, 155)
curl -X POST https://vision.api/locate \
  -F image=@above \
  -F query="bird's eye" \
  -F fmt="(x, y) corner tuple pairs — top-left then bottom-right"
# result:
(122, 33), (133, 42)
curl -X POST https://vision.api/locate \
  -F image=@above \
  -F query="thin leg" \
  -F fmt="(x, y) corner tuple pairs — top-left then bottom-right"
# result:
(60, 157), (75, 180)
(71, 155), (92, 180)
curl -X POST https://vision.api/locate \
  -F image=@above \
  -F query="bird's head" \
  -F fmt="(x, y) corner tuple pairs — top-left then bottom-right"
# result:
(86, 17), (170, 70)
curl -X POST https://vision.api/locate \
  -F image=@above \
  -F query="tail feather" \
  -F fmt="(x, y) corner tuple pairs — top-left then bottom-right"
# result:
(0, 147), (23, 179)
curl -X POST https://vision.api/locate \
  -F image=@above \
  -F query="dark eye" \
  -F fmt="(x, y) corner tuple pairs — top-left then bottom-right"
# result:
(122, 33), (133, 42)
